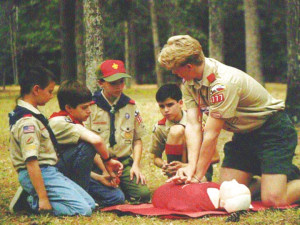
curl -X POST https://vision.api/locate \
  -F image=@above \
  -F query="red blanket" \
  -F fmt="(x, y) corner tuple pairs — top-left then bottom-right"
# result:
(101, 202), (299, 218)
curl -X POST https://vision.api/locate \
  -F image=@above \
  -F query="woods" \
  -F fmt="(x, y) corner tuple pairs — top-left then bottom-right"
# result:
(0, 0), (298, 123)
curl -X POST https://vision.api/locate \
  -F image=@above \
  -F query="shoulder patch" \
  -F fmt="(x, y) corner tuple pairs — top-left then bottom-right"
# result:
(23, 125), (35, 133)
(129, 99), (136, 105)
(158, 117), (167, 125)
(210, 84), (225, 95)
(207, 73), (216, 83)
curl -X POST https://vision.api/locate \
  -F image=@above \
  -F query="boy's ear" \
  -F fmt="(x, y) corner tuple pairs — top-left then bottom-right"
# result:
(65, 104), (72, 113)
(98, 79), (104, 86)
(179, 99), (183, 106)
(32, 85), (40, 96)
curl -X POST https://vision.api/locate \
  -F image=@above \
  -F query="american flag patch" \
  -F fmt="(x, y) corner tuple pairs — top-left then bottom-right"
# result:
(135, 110), (143, 124)
(23, 125), (35, 133)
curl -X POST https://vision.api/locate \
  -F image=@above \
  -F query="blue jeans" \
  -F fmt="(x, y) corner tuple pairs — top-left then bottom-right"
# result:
(18, 166), (95, 216)
(56, 142), (96, 190)
(88, 177), (125, 207)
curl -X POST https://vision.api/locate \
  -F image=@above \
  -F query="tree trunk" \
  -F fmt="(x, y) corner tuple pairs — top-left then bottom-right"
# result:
(83, 0), (104, 93)
(285, 0), (300, 125)
(124, 20), (131, 88)
(244, 0), (264, 84)
(149, 0), (163, 87)
(76, 0), (86, 85)
(208, 0), (224, 62)
(60, 0), (77, 82)
(128, 10), (137, 85)
(9, 5), (18, 85)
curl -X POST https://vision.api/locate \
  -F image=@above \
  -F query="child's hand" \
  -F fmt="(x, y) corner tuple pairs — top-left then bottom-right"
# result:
(98, 174), (119, 188)
(130, 165), (146, 185)
(104, 159), (123, 177)
(38, 197), (52, 212)
(163, 161), (186, 177)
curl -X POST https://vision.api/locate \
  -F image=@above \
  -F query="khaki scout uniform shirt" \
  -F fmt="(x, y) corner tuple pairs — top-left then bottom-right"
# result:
(182, 58), (285, 133)
(9, 100), (57, 171)
(150, 111), (187, 157)
(49, 116), (86, 146)
(84, 92), (146, 158)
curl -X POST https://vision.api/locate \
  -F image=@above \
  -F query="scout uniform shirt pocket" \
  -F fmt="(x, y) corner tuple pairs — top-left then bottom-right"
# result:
(91, 122), (110, 141)
(120, 125), (134, 145)
(40, 127), (51, 152)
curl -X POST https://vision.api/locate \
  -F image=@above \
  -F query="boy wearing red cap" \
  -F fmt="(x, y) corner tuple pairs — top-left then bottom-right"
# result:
(84, 60), (150, 204)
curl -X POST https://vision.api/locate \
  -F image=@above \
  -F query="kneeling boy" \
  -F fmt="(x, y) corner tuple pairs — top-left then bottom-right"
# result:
(49, 80), (125, 207)
(151, 84), (219, 181)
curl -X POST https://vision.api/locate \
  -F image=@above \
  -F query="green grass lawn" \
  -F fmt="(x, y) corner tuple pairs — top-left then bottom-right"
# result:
(0, 84), (299, 225)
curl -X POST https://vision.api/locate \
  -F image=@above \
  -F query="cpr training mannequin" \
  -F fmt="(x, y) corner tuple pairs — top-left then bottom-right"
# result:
(152, 179), (251, 213)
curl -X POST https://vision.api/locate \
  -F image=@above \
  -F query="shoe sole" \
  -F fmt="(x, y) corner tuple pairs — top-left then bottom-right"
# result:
(9, 186), (27, 213)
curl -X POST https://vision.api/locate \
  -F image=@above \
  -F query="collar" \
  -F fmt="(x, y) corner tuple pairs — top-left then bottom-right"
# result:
(166, 110), (186, 127)
(49, 110), (83, 125)
(101, 90), (120, 106)
(185, 58), (218, 88)
(18, 100), (41, 114)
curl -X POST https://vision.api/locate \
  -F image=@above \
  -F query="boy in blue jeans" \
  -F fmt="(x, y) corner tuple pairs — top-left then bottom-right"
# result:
(49, 80), (125, 207)
(9, 66), (95, 216)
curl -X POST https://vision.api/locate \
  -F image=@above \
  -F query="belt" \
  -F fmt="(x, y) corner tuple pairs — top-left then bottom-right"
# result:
(17, 164), (51, 173)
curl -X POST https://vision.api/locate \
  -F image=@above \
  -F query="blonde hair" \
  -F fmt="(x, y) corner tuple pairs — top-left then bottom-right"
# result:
(158, 35), (205, 70)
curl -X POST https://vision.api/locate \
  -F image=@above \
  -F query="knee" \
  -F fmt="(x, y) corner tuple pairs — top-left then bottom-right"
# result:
(168, 125), (185, 141)
(114, 192), (125, 205)
(138, 187), (151, 203)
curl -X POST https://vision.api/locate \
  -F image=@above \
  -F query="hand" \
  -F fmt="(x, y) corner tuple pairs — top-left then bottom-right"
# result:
(38, 197), (52, 212)
(104, 159), (123, 177)
(97, 174), (120, 188)
(130, 165), (146, 185)
(166, 164), (195, 184)
(163, 161), (185, 177)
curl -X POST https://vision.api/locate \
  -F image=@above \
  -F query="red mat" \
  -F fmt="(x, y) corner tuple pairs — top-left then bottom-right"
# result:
(101, 202), (299, 218)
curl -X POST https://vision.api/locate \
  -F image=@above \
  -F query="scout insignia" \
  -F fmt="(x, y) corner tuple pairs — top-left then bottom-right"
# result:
(125, 113), (130, 119)
(26, 136), (34, 144)
(23, 125), (35, 133)
(135, 110), (143, 124)
(112, 63), (119, 69)
(24, 144), (36, 151)
(211, 84), (225, 95)
(124, 131), (132, 139)
(210, 93), (224, 104)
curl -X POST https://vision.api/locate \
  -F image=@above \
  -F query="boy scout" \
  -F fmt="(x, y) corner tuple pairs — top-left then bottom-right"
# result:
(49, 80), (125, 207)
(84, 60), (151, 204)
(8, 66), (95, 216)
(151, 83), (219, 180)
(158, 35), (300, 206)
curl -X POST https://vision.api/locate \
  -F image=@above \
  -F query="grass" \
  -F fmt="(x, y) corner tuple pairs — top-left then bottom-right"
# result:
(0, 83), (299, 225)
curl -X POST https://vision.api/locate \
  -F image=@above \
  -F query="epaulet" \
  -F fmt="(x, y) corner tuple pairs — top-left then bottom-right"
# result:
(129, 99), (135, 105)
(23, 114), (32, 118)
(207, 73), (216, 83)
(157, 117), (167, 125)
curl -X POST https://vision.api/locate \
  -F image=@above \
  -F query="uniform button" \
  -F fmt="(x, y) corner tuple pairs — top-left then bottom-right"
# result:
(98, 129), (101, 131)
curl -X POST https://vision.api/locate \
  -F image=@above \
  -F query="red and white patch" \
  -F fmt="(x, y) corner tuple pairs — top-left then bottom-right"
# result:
(23, 125), (35, 133)
(210, 93), (224, 104)
(135, 110), (143, 124)
(211, 84), (225, 95)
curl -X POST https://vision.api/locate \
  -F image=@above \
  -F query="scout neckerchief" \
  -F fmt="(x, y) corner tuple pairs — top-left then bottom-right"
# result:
(93, 91), (131, 147)
(9, 105), (61, 154)
(49, 110), (83, 125)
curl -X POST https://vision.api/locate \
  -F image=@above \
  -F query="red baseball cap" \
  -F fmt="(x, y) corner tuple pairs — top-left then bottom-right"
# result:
(96, 60), (131, 82)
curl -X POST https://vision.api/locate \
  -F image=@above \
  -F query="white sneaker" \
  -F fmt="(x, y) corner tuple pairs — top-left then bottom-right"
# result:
(9, 186), (29, 213)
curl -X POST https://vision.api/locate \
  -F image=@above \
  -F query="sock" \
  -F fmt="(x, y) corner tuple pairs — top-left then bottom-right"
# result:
(165, 144), (184, 163)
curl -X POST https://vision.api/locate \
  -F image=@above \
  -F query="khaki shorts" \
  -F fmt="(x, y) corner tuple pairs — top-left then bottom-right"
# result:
(222, 111), (299, 180)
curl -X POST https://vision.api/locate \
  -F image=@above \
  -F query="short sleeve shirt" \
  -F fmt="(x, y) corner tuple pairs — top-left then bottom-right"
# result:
(49, 116), (86, 145)
(182, 58), (285, 133)
(150, 111), (187, 157)
(9, 100), (57, 171)
(84, 94), (146, 158)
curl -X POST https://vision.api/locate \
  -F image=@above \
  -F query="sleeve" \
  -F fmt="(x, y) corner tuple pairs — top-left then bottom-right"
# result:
(18, 118), (41, 161)
(133, 105), (146, 140)
(209, 82), (241, 119)
(49, 118), (81, 144)
(150, 125), (165, 157)
(182, 84), (198, 109)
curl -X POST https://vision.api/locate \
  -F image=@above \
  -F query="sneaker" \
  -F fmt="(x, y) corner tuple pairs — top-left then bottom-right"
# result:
(9, 186), (30, 213)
